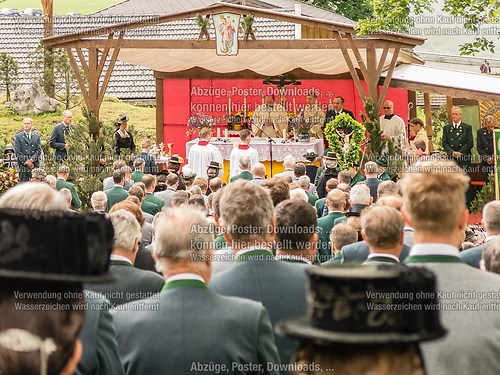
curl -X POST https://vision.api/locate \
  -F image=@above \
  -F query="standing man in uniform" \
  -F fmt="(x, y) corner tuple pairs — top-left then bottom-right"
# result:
(477, 115), (495, 181)
(14, 118), (41, 182)
(50, 110), (74, 162)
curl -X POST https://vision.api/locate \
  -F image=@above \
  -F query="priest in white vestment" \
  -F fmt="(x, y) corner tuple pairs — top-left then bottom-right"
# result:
(229, 129), (260, 179)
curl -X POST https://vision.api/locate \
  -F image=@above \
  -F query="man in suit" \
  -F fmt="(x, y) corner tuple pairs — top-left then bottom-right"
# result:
(56, 165), (81, 210)
(112, 206), (279, 374)
(461, 200), (500, 268)
(442, 106), (473, 169)
(361, 206), (403, 265)
(326, 222), (359, 263)
(298, 175), (318, 206)
(105, 170), (128, 212)
(142, 174), (164, 214)
(134, 139), (157, 175)
(131, 158), (145, 183)
(210, 181), (308, 369)
(364, 161), (382, 203)
(273, 154), (296, 179)
(88, 210), (164, 306)
(230, 155), (253, 182)
(477, 115), (495, 181)
(324, 95), (355, 125)
(49, 109), (74, 162)
(274, 199), (317, 265)
(13, 117), (41, 182)
(401, 159), (500, 375)
(250, 162), (266, 185)
(317, 189), (346, 262)
(314, 177), (338, 218)
(154, 172), (178, 207)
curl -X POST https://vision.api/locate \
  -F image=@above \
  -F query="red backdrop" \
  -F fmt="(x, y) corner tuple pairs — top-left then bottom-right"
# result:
(162, 78), (408, 159)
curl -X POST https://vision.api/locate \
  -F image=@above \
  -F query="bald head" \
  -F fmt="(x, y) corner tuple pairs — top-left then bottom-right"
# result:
(327, 188), (346, 212)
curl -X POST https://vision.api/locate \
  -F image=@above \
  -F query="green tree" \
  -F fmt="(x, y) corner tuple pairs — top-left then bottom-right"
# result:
(305, 0), (373, 21)
(29, 44), (84, 109)
(0, 52), (19, 102)
(357, 0), (499, 55)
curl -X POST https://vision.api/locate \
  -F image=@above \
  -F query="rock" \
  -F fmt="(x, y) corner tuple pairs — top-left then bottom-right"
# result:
(9, 82), (60, 115)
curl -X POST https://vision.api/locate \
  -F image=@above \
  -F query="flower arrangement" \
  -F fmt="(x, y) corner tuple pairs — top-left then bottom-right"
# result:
(290, 115), (312, 136)
(325, 113), (366, 170)
(186, 113), (214, 136)
(0, 168), (19, 195)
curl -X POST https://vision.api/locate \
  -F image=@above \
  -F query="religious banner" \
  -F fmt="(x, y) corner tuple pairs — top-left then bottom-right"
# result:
(213, 13), (240, 56)
(494, 130), (500, 199)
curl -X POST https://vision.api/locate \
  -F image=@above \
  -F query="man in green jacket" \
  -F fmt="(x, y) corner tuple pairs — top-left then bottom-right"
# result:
(56, 165), (81, 210)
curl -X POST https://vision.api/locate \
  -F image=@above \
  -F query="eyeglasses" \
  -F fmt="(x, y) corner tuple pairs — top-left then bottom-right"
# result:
(383, 107), (392, 109)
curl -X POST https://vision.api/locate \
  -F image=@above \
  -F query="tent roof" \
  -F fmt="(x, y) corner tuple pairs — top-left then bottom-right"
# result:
(382, 64), (500, 102)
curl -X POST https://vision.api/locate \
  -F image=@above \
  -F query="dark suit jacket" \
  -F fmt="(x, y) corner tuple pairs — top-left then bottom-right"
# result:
(318, 211), (346, 261)
(460, 243), (485, 269)
(14, 131), (41, 181)
(477, 128), (493, 166)
(87, 260), (164, 306)
(105, 186), (128, 212)
(210, 251), (308, 369)
(441, 122), (473, 166)
(56, 177), (82, 209)
(112, 282), (279, 374)
(365, 177), (381, 203)
(325, 109), (355, 124)
(76, 293), (124, 375)
(49, 122), (70, 161)
(135, 152), (157, 174)
(341, 241), (410, 263)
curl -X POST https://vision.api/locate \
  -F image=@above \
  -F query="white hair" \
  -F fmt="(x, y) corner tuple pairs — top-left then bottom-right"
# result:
(298, 175), (310, 189)
(45, 175), (57, 189)
(91, 191), (107, 211)
(283, 155), (296, 168)
(289, 188), (308, 202)
(58, 188), (72, 208)
(350, 184), (371, 205)
(108, 209), (141, 253)
(0, 182), (68, 211)
(239, 156), (251, 169)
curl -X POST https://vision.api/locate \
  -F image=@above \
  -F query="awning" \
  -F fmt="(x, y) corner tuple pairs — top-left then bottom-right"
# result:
(382, 64), (500, 102)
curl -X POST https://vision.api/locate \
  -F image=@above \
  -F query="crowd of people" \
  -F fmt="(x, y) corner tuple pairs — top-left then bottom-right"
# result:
(1, 99), (500, 374)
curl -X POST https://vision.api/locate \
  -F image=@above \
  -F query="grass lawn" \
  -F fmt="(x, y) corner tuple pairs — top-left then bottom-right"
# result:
(0, 96), (157, 148)
(0, 0), (120, 15)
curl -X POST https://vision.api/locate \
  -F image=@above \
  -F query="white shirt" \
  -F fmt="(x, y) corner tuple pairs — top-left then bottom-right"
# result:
(188, 140), (224, 179)
(110, 254), (133, 265)
(229, 144), (260, 178)
(166, 273), (205, 283)
(409, 243), (460, 258)
(367, 253), (400, 262)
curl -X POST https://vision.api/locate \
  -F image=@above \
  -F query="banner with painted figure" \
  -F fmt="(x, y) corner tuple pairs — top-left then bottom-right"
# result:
(213, 13), (240, 56)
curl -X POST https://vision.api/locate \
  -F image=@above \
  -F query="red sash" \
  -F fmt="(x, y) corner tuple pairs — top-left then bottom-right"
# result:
(238, 144), (250, 150)
(198, 140), (209, 146)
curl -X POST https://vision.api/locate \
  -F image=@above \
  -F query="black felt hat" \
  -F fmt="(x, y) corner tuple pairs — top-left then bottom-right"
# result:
(116, 114), (129, 124)
(0, 209), (114, 283)
(207, 161), (223, 169)
(169, 155), (184, 164)
(276, 264), (446, 345)
(323, 152), (337, 160)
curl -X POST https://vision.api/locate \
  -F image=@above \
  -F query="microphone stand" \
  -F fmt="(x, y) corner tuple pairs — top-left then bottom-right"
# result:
(255, 121), (277, 176)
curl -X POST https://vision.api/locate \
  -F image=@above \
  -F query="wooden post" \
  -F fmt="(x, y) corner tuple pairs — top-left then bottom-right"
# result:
(424, 92), (433, 153)
(156, 77), (164, 144)
(408, 91), (417, 120)
(446, 96), (453, 123)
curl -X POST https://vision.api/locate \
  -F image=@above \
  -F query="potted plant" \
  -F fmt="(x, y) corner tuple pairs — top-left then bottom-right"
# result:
(292, 116), (312, 142)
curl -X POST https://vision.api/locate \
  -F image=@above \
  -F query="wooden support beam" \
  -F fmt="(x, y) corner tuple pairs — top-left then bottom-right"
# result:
(365, 42), (379, 105)
(155, 76), (164, 144)
(87, 48), (99, 118)
(345, 34), (369, 87)
(377, 46), (401, 112)
(408, 90), (417, 120)
(96, 33), (114, 78)
(65, 47), (90, 110)
(423, 92), (434, 153)
(333, 31), (366, 102)
(446, 96), (453, 122)
(97, 32), (125, 109)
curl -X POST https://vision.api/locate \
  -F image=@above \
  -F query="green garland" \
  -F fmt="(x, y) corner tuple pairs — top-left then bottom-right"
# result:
(325, 113), (366, 170)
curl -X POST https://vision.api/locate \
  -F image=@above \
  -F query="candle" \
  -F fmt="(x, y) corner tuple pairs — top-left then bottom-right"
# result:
(217, 128), (221, 138)
(228, 96), (231, 116)
(282, 129), (286, 140)
(224, 128), (228, 139)
(293, 128), (296, 140)
(292, 96), (296, 116)
(243, 97), (247, 118)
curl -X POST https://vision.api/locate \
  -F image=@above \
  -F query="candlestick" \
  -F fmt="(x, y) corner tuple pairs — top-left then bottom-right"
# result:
(217, 128), (221, 138)
(224, 128), (228, 139)
(293, 128), (296, 140)
(228, 96), (231, 116)
(292, 96), (296, 116)
(282, 129), (286, 140)
(243, 96), (247, 118)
